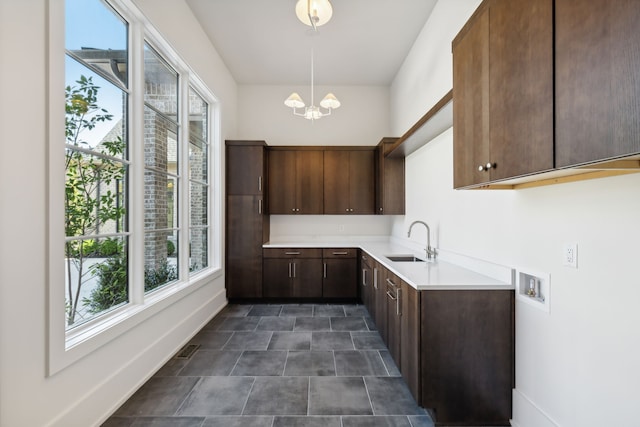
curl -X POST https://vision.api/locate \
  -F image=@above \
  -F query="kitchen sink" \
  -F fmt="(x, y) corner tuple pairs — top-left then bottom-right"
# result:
(386, 254), (425, 262)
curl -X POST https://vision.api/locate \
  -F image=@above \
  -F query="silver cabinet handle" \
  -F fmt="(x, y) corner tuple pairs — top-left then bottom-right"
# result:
(362, 269), (367, 286)
(396, 288), (401, 316)
(288, 262), (292, 278)
(386, 290), (397, 300)
(373, 268), (378, 290)
(285, 251), (301, 255)
(292, 262), (296, 278)
(323, 263), (327, 278)
(386, 278), (396, 288)
(258, 176), (262, 192)
(479, 162), (495, 172)
(258, 199), (262, 214)
(332, 251), (349, 255)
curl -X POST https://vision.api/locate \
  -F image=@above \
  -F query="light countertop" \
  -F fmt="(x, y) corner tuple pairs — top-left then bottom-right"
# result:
(264, 238), (514, 291)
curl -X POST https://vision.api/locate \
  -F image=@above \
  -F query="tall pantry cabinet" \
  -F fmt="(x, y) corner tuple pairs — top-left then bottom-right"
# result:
(225, 141), (269, 299)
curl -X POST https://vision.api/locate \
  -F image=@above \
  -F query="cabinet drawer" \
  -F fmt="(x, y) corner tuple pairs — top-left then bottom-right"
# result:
(263, 248), (323, 259)
(322, 248), (357, 259)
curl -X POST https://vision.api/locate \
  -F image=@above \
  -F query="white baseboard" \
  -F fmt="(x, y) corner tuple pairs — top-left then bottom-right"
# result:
(512, 388), (561, 427)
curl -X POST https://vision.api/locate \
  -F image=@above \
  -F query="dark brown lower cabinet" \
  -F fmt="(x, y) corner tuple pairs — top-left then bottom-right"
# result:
(226, 195), (266, 299)
(360, 252), (375, 318)
(400, 281), (420, 402)
(373, 260), (388, 345)
(385, 271), (402, 365)
(262, 248), (322, 298)
(421, 290), (514, 426)
(358, 251), (514, 426)
(322, 248), (357, 299)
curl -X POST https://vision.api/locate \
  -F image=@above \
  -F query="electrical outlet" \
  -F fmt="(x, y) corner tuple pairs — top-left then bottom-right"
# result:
(563, 243), (578, 268)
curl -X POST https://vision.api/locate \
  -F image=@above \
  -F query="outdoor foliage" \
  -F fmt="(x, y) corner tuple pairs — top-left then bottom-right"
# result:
(84, 253), (128, 314)
(84, 255), (178, 314)
(65, 75), (126, 326)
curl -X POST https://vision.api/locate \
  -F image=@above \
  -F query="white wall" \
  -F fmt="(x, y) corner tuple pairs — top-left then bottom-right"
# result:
(238, 85), (390, 147)
(0, 1), (234, 425)
(391, 1), (640, 426)
(237, 83), (394, 239)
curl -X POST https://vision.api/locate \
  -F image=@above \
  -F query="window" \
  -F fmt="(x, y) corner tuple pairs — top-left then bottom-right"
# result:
(143, 43), (180, 293)
(65, 0), (129, 329)
(59, 0), (216, 347)
(188, 88), (210, 273)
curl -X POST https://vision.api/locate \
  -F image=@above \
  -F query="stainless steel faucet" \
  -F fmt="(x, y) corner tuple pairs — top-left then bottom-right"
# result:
(407, 220), (437, 260)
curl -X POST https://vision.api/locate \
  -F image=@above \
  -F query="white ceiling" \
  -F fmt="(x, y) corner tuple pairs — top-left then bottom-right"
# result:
(185, 0), (438, 86)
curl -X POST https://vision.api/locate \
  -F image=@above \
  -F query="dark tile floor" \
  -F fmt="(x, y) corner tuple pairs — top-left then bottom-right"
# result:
(103, 303), (435, 427)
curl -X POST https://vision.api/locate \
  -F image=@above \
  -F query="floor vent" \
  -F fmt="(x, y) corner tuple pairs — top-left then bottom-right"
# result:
(175, 344), (200, 359)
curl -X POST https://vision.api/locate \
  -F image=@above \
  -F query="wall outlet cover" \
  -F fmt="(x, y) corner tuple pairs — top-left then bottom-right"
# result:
(563, 243), (578, 268)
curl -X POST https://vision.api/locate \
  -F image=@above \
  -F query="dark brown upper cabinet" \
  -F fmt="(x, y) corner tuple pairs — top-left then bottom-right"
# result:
(227, 142), (267, 196)
(324, 149), (375, 214)
(376, 138), (405, 215)
(453, 0), (554, 189)
(268, 149), (324, 214)
(555, 0), (640, 167)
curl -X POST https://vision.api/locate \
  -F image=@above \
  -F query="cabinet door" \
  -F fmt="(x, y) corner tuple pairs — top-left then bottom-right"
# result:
(263, 258), (292, 298)
(360, 253), (374, 315)
(489, 0), (553, 181)
(226, 195), (263, 298)
(227, 144), (265, 195)
(296, 150), (324, 214)
(376, 140), (405, 215)
(453, 4), (490, 188)
(453, 0), (553, 188)
(421, 290), (514, 424)
(323, 258), (357, 298)
(268, 150), (297, 214)
(291, 258), (323, 298)
(323, 150), (351, 214)
(400, 281), (420, 402)
(349, 150), (375, 214)
(374, 262), (388, 344)
(556, 0), (640, 167)
(385, 272), (401, 367)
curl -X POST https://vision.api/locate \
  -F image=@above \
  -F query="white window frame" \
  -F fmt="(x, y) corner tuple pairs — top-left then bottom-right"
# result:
(47, 0), (222, 376)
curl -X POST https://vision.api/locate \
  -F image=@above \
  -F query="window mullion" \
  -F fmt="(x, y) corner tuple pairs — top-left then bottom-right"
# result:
(129, 18), (145, 305)
(179, 72), (190, 279)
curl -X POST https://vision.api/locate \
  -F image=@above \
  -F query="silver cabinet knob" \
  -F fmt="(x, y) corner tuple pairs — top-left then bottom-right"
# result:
(478, 165), (485, 171)
(486, 162), (493, 170)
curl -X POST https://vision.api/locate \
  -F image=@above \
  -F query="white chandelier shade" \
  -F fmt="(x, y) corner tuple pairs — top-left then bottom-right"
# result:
(295, 0), (333, 29)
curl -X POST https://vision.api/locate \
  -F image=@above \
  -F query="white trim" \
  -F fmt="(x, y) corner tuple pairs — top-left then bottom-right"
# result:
(47, 0), (67, 377)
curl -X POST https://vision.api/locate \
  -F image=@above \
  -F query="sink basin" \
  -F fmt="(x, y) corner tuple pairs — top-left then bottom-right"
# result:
(386, 254), (425, 262)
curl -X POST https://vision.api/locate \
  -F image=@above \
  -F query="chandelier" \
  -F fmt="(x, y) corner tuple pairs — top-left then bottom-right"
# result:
(284, 0), (341, 121)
